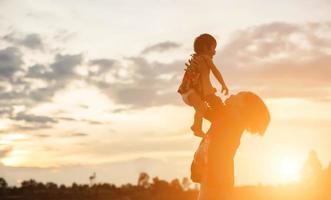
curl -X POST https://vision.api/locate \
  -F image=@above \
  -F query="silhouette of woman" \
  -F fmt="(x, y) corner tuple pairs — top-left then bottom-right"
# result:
(192, 92), (270, 200)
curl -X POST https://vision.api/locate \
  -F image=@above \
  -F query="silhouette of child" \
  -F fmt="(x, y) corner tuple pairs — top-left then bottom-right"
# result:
(181, 33), (229, 137)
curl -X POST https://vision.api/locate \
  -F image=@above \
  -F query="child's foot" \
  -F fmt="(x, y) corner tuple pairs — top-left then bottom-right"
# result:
(191, 126), (205, 138)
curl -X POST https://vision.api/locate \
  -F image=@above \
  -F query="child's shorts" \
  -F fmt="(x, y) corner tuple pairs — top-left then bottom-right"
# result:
(181, 89), (195, 106)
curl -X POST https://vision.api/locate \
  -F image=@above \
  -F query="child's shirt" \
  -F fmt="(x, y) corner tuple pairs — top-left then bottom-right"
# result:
(192, 54), (217, 97)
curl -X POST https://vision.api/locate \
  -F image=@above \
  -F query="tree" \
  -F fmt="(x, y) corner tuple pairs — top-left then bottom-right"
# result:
(137, 172), (150, 188)
(301, 150), (323, 186)
(181, 177), (191, 191)
(46, 182), (58, 190)
(59, 184), (66, 190)
(151, 177), (170, 192)
(323, 163), (331, 190)
(21, 179), (38, 190)
(0, 177), (7, 189)
(89, 172), (96, 186)
(170, 178), (182, 191)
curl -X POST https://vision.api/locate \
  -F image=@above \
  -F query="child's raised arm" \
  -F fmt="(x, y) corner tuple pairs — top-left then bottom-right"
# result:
(204, 56), (229, 95)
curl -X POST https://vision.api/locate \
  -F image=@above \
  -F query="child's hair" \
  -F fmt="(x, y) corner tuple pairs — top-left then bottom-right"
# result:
(194, 33), (217, 54)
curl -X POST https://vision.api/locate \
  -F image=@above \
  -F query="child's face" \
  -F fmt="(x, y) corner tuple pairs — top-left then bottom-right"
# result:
(202, 43), (216, 58)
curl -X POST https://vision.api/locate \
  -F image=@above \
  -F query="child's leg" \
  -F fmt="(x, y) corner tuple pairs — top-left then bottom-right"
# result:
(204, 94), (223, 111)
(188, 92), (208, 137)
(204, 93), (225, 122)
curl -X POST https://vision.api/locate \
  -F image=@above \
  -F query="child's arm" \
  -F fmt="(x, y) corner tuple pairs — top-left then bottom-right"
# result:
(203, 56), (229, 95)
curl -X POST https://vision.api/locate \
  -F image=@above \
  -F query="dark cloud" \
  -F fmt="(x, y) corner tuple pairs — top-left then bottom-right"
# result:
(141, 41), (181, 54)
(89, 58), (114, 68)
(0, 47), (23, 81)
(0, 37), (82, 127)
(67, 132), (88, 137)
(20, 34), (43, 50)
(26, 64), (49, 78)
(89, 56), (183, 108)
(26, 53), (82, 102)
(6, 112), (58, 131)
(1, 21), (330, 129)
(12, 124), (52, 131)
(3, 33), (44, 50)
(84, 120), (103, 125)
(34, 133), (51, 138)
(12, 112), (57, 123)
(50, 53), (82, 80)
(0, 50), (82, 105)
(57, 117), (105, 125)
(0, 106), (13, 116)
(88, 58), (115, 76)
(1, 51), (82, 112)
(53, 30), (77, 43)
(58, 117), (76, 121)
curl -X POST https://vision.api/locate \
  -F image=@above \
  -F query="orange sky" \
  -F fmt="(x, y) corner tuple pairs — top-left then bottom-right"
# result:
(0, 0), (331, 186)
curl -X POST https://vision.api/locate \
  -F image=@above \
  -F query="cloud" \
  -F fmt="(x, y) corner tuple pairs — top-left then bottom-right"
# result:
(7, 112), (57, 131)
(49, 53), (82, 80)
(0, 47), (23, 81)
(3, 33), (44, 50)
(89, 59), (114, 68)
(0, 52), (82, 118)
(66, 132), (88, 137)
(86, 21), (328, 108)
(34, 133), (51, 138)
(89, 56), (183, 108)
(0, 146), (12, 159)
(1, 21), (330, 130)
(88, 58), (115, 76)
(141, 41), (181, 54)
(215, 21), (331, 99)
(20, 34), (44, 50)
(12, 112), (57, 123)
(58, 117), (105, 125)
(26, 53), (82, 102)
(26, 64), (49, 78)
(2, 33), (184, 114)
(0, 35), (82, 129)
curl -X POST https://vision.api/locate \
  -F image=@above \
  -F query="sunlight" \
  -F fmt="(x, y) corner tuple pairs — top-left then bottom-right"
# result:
(277, 156), (302, 183)
(1, 149), (29, 167)
(29, 81), (120, 121)
(0, 133), (30, 167)
(0, 119), (12, 131)
(0, 133), (28, 144)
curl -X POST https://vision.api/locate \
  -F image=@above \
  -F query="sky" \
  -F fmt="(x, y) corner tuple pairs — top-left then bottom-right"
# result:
(0, 0), (331, 187)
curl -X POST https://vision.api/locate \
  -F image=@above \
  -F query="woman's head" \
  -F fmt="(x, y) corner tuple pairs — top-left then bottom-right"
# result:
(194, 33), (217, 57)
(225, 92), (270, 136)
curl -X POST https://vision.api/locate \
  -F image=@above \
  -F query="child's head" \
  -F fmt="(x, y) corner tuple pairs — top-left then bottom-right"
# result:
(194, 33), (217, 57)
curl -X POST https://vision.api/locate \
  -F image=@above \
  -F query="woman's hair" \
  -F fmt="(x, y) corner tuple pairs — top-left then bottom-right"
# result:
(194, 33), (217, 54)
(226, 92), (270, 136)
(242, 92), (270, 135)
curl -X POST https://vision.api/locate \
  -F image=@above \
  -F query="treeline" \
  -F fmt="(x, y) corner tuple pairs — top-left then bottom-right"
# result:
(0, 176), (198, 200)
(1, 150), (331, 200)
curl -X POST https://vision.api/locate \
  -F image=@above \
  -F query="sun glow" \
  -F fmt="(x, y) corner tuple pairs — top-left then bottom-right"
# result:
(0, 133), (28, 144)
(0, 133), (30, 166)
(1, 149), (29, 166)
(277, 156), (302, 183)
